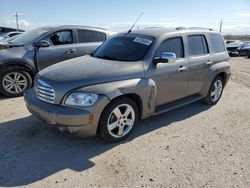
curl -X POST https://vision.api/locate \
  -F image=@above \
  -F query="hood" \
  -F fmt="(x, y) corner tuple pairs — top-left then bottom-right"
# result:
(38, 55), (145, 101)
(226, 42), (243, 48)
(242, 46), (250, 50)
(0, 42), (24, 50)
(0, 44), (30, 63)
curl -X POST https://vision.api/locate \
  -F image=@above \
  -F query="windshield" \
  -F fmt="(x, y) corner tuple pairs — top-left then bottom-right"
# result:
(92, 35), (154, 61)
(10, 28), (49, 44)
(0, 33), (9, 38)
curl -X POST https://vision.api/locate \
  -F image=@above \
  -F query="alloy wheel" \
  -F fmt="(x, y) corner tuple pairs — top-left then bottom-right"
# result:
(107, 104), (135, 138)
(2, 72), (28, 94)
(210, 80), (223, 102)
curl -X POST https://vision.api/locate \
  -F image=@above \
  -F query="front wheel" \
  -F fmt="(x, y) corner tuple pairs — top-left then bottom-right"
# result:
(0, 69), (32, 97)
(203, 76), (224, 105)
(99, 97), (139, 142)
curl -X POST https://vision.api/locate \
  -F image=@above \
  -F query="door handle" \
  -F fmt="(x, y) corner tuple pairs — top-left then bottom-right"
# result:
(67, 48), (77, 54)
(206, 61), (213, 65)
(178, 66), (187, 72)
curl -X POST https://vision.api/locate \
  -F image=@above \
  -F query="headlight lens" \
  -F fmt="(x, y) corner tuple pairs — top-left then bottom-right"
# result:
(65, 93), (98, 107)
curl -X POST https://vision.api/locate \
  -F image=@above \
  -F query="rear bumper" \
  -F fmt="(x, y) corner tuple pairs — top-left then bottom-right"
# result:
(225, 71), (231, 86)
(24, 88), (110, 137)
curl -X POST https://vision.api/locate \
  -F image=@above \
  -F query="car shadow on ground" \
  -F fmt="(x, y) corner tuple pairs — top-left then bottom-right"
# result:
(0, 95), (8, 101)
(0, 101), (211, 187)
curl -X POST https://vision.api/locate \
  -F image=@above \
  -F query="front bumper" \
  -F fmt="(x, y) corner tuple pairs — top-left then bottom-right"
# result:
(239, 50), (250, 56)
(228, 51), (239, 56)
(24, 88), (110, 137)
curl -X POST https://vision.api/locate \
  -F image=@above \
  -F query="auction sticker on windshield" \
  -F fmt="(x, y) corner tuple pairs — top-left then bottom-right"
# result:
(133, 37), (152, 46)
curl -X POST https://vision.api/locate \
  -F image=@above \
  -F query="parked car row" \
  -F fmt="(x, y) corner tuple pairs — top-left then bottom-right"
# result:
(226, 40), (250, 57)
(0, 25), (114, 97)
(0, 31), (24, 42)
(22, 27), (231, 142)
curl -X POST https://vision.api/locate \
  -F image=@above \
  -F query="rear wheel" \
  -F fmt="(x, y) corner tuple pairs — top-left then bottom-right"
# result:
(99, 97), (139, 142)
(0, 69), (32, 97)
(203, 76), (224, 105)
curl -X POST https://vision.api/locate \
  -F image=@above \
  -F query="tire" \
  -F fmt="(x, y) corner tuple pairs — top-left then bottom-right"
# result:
(203, 76), (224, 105)
(99, 97), (139, 142)
(0, 69), (32, 97)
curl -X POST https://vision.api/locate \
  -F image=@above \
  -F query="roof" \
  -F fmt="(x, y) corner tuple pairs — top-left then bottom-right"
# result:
(37, 25), (109, 31)
(125, 27), (216, 38)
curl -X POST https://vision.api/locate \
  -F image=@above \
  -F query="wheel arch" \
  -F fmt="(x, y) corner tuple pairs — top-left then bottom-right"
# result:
(0, 61), (36, 82)
(107, 93), (144, 120)
(215, 72), (227, 84)
(96, 93), (143, 136)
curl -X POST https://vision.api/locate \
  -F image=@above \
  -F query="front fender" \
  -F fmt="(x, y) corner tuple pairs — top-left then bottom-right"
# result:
(77, 78), (157, 119)
(0, 57), (36, 75)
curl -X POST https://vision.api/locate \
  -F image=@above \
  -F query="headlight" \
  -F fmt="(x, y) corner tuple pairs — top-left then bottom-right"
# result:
(65, 93), (98, 107)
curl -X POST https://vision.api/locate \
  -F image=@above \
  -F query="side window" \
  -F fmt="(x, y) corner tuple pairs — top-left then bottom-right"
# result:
(98, 32), (106, 42)
(209, 34), (226, 53)
(188, 35), (209, 56)
(159, 37), (184, 58)
(77, 30), (99, 43)
(44, 30), (73, 46)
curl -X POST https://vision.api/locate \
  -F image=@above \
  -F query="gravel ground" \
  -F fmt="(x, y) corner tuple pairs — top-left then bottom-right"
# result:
(0, 57), (250, 188)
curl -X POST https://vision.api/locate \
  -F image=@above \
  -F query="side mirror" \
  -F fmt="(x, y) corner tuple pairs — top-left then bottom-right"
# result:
(35, 40), (51, 48)
(153, 52), (176, 64)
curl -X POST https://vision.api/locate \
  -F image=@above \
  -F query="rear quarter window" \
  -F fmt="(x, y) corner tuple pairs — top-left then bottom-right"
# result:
(209, 34), (226, 53)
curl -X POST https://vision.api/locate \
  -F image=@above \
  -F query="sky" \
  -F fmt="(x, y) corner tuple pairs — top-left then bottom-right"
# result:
(0, 0), (250, 35)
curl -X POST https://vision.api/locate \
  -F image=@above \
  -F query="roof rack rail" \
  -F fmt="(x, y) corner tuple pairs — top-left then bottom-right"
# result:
(176, 27), (213, 31)
(144, 27), (166, 29)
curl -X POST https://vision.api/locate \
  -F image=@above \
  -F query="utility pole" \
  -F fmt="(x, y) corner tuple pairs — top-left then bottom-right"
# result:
(14, 12), (19, 30)
(219, 19), (223, 33)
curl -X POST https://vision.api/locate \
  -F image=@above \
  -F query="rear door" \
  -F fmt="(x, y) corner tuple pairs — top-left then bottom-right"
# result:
(76, 29), (104, 56)
(36, 30), (79, 70)
(150, 36), (189, 106)
(186, 34), (211, 95)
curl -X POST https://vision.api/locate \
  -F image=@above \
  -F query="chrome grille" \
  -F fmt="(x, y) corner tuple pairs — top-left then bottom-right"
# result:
(35, 79), (55, 104)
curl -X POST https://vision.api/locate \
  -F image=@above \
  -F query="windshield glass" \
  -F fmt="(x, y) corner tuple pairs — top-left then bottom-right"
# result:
(0, 33), (9, 38)
(10, 28), (49, 44)
(92, 35), (154, 61)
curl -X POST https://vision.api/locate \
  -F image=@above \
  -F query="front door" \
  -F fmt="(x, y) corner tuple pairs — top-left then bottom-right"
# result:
(36, 30), (78, 70)
(149, 37), (189, 106)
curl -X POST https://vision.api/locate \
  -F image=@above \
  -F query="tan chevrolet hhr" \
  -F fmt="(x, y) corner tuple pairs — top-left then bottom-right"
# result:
(25, 27), (231, 142)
